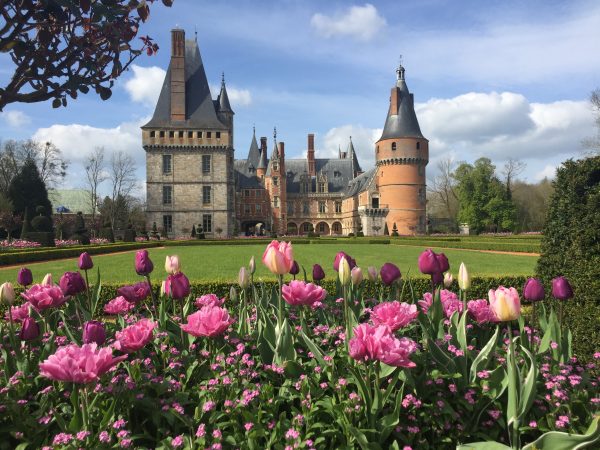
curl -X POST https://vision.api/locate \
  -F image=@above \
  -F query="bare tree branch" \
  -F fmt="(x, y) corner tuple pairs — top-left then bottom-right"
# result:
(84, 146), (107, 232)
(109, 150), (137, 230)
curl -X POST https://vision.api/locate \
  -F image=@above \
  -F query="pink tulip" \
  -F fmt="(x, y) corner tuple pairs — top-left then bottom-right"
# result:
(333, 251), (356, 271)
(103, 296), (135, 315)
(21, 284), (68, 310)
(488, 286), (520, 322)
(5, 302), (34, 323)
(194, 294), (225, 308)
(281, 280), (327, 307)
(180, 305), (233, 338)
(371, 301), (418, 331)
(467, 299), (495, 324)
(378, 335), (417, 367)
(40, 343), (127, 384)
(262, 240), (294, 275)
(165, 255), (181, 275)
(114, 318), (157, 353)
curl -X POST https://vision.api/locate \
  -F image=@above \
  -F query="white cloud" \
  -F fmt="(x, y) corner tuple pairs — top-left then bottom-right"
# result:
(1, 110), (31, 128)
(535, 164), (557, 181)
(310, 4), (386, 42)
(210, 84), (252, 108)
(124, 65), (166, 106)
(319, 124), (382, 170)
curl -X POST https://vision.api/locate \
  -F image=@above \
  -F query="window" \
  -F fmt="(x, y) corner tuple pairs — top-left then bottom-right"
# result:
(256, 204), (261, 213)
(178, 131), (183, 138)
(202, 214), (212, 233)
(159, 131), (165, 138)
(303, 202), (309, 214)
(162, 154), (172, 174)
(333, 222), (342, 234)
(376, 145), (379, 154)
(272, 162), (278, 171)
(188, 131), (193, 138)
(334, 171), (341, 178)
(198, 131), (203, 138)
(163, 215), (173, 233)
(162, 185), (172, 204)
(244, 204), (251, 214)
(335, 201), (342, 213)
(206, 131), (212, 139)
(202, 155), (211, 174)
(244, 190), (250, 197)
(318, 201), (326, 213)
(169, 131), (175, 138)
(303, 223), (310, 232)
(202, 186), (211, 204)
(372, 197), (380, 208)
(418, 165), (424, 176)
(287, 202), (293, 214)
(150, 131), (156, 138)
(318, 223), (326, 233)
(391, 142), (397, 151)
(318, 182), (325, 193)
(273, 196), (279, 208)
(216, 132), (221, 139)
(419, 188), (425, 204)
(416, 142), (420, 150)
(273, 177), (278, 186)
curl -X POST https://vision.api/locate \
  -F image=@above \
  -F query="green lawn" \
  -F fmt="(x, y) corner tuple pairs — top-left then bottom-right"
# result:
(0, 243), (537, 284)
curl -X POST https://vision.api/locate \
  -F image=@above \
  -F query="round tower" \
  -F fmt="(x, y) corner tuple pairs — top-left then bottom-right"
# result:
(375, 64), (429, 235)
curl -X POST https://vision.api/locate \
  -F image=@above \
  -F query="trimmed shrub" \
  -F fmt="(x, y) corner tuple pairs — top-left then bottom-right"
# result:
(21, 231), (55, 247)
(99, 227), (115, 243)
(536, 156), (600, 359)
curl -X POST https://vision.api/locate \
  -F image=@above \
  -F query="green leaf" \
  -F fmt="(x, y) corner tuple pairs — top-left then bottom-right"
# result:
(506, 337), (518, 428)
(470, 326), (499, 383)
(522, 416), (600, 450)
(300, 331), (329, 369)
(68, 388), (82, 433)
(457, 442), (512, 450)
(518, 346), (537, 421)
(457, 309), (468, 354)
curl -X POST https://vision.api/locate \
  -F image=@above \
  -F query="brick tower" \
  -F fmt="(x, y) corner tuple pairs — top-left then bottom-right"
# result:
(375, 64), (428, 235)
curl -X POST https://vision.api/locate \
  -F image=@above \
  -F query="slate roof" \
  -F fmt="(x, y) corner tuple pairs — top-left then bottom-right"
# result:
(246, 132), (261, 169)
(378, 66), (425, 141)
(142, 40), (227, 129)
(234, 160), (263, 189)
(284, 158), (355, 194)
(216, 78), (233, 113)
(343, 168), (376, 198)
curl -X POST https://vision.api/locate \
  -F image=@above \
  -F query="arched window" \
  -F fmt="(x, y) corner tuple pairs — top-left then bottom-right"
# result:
(391, 142), (397, 151)
(416, 142), (420, 150)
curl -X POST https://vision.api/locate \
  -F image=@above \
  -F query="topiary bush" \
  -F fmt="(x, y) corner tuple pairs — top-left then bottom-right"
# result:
(536, 156), (600, 359)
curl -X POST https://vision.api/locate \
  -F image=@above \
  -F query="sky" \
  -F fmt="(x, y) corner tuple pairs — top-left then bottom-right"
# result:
(1, 0), (599, 196)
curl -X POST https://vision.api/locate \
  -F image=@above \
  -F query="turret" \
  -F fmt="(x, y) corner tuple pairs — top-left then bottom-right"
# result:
(216, 72), (234, 127)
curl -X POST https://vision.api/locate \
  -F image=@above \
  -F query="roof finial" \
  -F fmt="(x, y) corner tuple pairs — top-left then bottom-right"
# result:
(194, 26), (198, 42)
(396, 54), (405, 81)
(349, 135), (352, 141)
(221, 71), (225, 85)
(273, 126), (277, 142)
(253, 124), (256, 135)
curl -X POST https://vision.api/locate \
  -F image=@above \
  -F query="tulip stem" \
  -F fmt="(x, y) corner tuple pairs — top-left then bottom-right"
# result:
(145, 275), (158, 317)
(531, 303), (537, 351)
(507, 322), (520, 449)
(83, 269), (92, 317)
(277, 275), (284, 329)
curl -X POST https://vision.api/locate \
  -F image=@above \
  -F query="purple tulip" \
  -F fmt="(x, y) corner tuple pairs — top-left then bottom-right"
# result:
(19, 317), (40, 341)
(117, 282), (151, 304)
(59, 271), (86, 296)
(289, 261), (300, 276)
(83, 320), (106, 345)
(431, 271), (444, 286)
(552, 276), (573, 301)
(435, 253), (449, 274)
(165, 272), (191, 300)
(135, 250), (154, 276)
(380, 263), (401, 286)
(78, 252), (94, 271)
(418, 249), (440, 275)
(17, 267), (33, 287)
(312, 264), (325, 282)
(333, 252), (356, 272)
(523, 278), (545, 302)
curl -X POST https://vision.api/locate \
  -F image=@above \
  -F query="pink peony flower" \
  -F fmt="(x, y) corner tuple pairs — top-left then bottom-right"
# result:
(281, 280), (327, 307)
(262, 240), (294, 275)
(371, 301), (418, 331)
(467, 299), (495, 324)
(5, 302), (34, 323)
(114, 318), (157, 353)
(195, 294), (225, 308)
(117, 282), (151, 304)
(348, 323), (388, 362)
(103, 296), (135, 315)
(39, 343), (127, 383)
(181, 305), (233, 338)
(21, 284), (68, 310)
(379, 335), (417, 367)
(418, 290), (462, 318)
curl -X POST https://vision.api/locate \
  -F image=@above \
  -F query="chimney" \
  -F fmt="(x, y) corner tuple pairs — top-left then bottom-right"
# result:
(170, 29), (186, 122)
(307, 133), (315, 176)
(389, 87), (400, 116)
(278, 142), (285, 160)
(260, 137), (267, 153)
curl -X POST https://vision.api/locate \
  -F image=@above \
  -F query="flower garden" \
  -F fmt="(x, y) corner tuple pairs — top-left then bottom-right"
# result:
(1, 241), (599, 449)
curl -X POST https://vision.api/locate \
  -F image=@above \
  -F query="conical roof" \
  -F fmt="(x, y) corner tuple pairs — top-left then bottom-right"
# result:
(378, 65), (425, 141)
(217, 73), (233, 113)
(347, 137), (362, 175)
(246, 129), (260, 168)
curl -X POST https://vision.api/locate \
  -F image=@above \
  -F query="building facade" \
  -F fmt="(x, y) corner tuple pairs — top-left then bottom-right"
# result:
(143, 30), (428, 237)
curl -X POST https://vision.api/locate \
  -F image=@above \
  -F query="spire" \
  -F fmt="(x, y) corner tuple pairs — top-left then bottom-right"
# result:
(378, 64), (424, 141)
(246, 129), (260, 168)
(271, 126), (279, 159)
(217, 72), (233, 113)
(347, 136), (362, 175)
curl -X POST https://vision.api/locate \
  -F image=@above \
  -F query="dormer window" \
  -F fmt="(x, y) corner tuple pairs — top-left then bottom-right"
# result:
(272, 162), (278, 171)
(334, 171), (341, 178)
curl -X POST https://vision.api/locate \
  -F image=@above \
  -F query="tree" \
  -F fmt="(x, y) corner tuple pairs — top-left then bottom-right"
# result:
(512, 178), (554, 231)
(582, 88), (600, 154)
(0, 0), (173, 111)
(84, 146), (107, 233)
(108, 151), (137, 229)
(7, 158), (52, 217)
(427, 157), (458, 221)
(502, 158), (526, 200)
(0, 140), (19, 193)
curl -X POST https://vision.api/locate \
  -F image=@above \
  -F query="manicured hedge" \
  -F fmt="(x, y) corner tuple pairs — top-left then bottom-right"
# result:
(390, 238), (540, 253)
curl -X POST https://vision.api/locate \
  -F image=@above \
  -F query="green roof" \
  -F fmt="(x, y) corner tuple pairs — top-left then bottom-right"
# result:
(49, 189), (94, 214)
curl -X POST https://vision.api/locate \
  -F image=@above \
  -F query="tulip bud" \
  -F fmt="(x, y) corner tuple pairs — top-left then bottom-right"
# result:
(523, 278), (545, 302)
(165, 272), (191, 300)
(458, 262), (470, 291)
(160, 280), (167, 296)
(312, 264), (325, 282)
(19, 317), (40, 341)
(59, 271), (86, 296)
(367, 266), (378, 282)
(41, 273), (53, 286)
(230, 286), (237, 302)
(164, 255), (180, 275)
(380, 263), (401, 286)
(289, 260), (300, 276)
(552, 276), (573, 301)
(443, 272), (453, 288)
(351, 267), (363, 286)
(78, 252), (93, 271)
(135, 250), (154, 276)
(17, 268), (33, 287)
(339, 257), (351, 285)
(83, 320), (106, 345)
(238, 267), (250, 289)
(248, 256), (256, 274)
(0, 282), (16, 305)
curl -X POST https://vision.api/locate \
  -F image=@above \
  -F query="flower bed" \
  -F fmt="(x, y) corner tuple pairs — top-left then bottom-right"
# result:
(0, 245), (598, 449)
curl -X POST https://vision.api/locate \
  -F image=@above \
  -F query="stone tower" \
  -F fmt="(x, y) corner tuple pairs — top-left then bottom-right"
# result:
(266, 129), (286, 234)
(142, 29), (235, 238)
(375, 64), (428, 235)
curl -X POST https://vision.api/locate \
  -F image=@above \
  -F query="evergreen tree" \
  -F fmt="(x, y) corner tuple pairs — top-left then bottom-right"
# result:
(8, 158), (52, 217)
